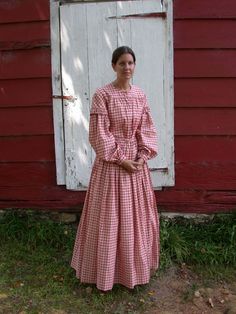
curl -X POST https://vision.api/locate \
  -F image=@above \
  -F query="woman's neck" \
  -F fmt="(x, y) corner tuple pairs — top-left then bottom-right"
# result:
(113, 79), (131, 91)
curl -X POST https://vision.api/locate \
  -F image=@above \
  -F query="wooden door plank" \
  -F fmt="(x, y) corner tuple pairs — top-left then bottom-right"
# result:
(50, 0), (66, 185)
(115, 0), (162, 16)
(86, 2), (117, 170)
(87, 1), (117, 96)
(61, 3), (93, 189)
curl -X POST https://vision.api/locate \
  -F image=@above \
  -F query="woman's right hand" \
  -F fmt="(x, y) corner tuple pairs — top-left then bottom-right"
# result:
(120, 160), (141, 173)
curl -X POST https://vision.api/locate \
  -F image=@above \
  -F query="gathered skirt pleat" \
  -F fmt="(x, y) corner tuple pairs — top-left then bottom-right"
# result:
(71, 159), (159, 291)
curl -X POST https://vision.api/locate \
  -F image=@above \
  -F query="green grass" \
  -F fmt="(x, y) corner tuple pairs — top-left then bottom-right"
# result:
(160, 213), (236, 268)
(0, 210), (236, 313)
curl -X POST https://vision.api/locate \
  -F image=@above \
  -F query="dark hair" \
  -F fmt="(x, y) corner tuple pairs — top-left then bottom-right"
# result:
(111, 46), (136, 65)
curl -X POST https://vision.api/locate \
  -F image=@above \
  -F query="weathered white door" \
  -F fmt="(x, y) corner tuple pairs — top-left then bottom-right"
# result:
(54, 0), (174, 190)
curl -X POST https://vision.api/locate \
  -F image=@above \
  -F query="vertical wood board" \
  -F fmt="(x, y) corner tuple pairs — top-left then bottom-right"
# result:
(50, 0), (66, 185)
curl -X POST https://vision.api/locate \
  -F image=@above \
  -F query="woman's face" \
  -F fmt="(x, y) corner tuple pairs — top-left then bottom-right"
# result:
(112, 53), (135, 81)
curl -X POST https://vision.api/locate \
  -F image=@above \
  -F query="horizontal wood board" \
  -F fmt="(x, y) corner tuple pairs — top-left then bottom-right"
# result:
(0, 20), (50, 50)
(174, 0), (236, 19)
(0, 0), (50, 24)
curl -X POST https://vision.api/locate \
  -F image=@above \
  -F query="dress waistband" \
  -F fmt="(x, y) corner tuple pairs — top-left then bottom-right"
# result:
(115, 136), (137, 145)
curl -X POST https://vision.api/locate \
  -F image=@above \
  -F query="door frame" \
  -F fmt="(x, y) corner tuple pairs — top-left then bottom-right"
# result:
(50, 0), (174, 188)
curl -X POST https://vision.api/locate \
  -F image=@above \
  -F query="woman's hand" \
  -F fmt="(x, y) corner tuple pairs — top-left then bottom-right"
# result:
(120, 158), (144, 173)
(136, 158), (145, 170)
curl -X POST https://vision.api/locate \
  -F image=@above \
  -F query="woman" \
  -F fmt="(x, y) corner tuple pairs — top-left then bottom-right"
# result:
(71, 46), (159, 291)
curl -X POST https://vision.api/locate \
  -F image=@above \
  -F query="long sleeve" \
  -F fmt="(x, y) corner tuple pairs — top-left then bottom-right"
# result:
(89, 91), (126, 164)
(136, 97), (158, 161)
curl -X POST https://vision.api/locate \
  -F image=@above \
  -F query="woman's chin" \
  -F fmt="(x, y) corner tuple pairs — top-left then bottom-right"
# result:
(122, 75), (132, 79)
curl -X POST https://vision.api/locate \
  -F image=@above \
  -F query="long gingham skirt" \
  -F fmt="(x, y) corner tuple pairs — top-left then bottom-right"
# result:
(71, 83), (159, 291)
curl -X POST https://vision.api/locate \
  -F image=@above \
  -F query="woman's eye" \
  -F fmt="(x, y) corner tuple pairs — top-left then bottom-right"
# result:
(119, 61), (133, 66)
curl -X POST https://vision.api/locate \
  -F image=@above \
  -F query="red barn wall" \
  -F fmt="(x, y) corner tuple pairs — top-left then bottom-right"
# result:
(0, 0), (236, 213)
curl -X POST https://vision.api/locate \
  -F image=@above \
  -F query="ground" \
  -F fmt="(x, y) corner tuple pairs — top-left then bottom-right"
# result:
(1, 265), (235, 314)
(143, 265), (236, 314)
(1, 210), (235, 313)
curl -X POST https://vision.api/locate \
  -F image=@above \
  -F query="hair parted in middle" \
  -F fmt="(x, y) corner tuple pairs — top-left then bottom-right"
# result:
(111, 46), (136, 65)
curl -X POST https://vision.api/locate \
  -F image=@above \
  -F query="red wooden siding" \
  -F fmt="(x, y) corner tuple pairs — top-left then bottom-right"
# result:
(175, 50), (236, 78)
(174, 20), (236, 49)
(0, 0), (236, 213)
(174, 163), (236, 190)
(174, 0), (236, 19)
(0, 21), (50, 50)
(167, 0), (236, 213)
(0, 78), (52, 107)
(175, 137), (236, 162)
(0, 0), (49, 23)
(157, 190), (236, 213)
(0, 107), (54, 135)
(0, 135), (55, 162)
(0, 0), (59, 210)
(0, 48), (51, 79)
(175, 79), (236, 107)
(0, 163), (55, 186)
(175, 108), (236, 135)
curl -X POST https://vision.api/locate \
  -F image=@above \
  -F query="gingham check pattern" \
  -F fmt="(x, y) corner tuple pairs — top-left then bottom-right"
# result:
(71, 83), (159, 291)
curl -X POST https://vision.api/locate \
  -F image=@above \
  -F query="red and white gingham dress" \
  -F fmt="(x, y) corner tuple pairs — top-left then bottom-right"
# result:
(71, 83), (159, 291)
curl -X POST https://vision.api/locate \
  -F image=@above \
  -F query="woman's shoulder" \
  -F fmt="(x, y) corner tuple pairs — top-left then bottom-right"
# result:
(94, 83), (114, 97)
(131, 85), (146, 98)
(91, 84), (113, 111)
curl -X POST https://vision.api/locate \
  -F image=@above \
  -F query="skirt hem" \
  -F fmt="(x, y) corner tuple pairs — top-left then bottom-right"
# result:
(71, 265), (159, 291)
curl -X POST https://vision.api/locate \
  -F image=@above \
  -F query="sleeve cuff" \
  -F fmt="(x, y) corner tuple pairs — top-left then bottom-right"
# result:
(137, 150), (149, 162)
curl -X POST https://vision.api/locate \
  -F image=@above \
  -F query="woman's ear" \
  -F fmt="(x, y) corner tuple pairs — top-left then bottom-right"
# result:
(112, 63), (116, 72)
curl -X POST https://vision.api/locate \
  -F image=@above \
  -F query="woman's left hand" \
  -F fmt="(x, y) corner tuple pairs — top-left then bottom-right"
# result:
(136, 158), (145, 170)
